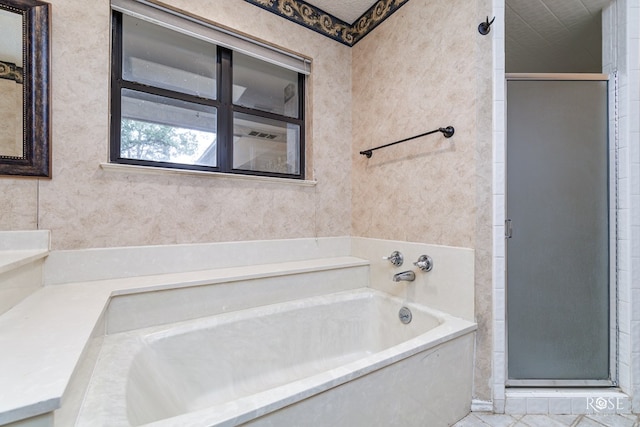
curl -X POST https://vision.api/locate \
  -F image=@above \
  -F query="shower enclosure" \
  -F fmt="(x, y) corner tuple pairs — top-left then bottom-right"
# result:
(506, 75), (612, 386)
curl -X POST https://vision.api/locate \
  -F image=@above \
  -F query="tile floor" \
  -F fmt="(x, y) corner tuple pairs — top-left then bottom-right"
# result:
(453, 413), (640, 427)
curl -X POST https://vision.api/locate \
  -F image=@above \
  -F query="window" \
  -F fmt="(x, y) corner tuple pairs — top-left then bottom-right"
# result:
(110, 3), (307, 179)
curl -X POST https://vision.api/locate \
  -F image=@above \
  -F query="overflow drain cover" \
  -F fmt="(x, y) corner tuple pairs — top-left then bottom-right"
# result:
(399, 307), (412, 324)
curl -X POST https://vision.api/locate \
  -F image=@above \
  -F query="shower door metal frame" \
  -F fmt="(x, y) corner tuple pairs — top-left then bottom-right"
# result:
(504, 73), (617, 388)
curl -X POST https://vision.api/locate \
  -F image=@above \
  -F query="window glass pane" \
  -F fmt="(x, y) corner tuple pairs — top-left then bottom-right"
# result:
(233, 52), (299, 118)
(122, 15), (217, 99)
(233, 112), (300, 175)
(120, 89), (217, 166)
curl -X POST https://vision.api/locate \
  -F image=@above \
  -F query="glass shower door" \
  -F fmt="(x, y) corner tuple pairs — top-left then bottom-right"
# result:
(506, 77), (610, 385)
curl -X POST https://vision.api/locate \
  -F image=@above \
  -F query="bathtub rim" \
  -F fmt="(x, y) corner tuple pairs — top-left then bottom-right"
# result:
(88, 288), (477, 427)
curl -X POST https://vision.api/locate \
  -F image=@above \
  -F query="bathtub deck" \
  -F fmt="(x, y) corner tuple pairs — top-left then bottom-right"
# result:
(0, 256), (369, 425)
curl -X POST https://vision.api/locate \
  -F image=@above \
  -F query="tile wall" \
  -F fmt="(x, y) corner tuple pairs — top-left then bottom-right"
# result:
(491, 0), (507, 413)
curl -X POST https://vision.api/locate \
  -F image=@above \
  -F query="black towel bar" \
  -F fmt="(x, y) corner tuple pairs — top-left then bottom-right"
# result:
(359, 126), (455, 158)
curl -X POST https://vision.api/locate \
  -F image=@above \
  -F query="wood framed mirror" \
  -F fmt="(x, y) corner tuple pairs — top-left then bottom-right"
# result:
(0, 0), (50, 177)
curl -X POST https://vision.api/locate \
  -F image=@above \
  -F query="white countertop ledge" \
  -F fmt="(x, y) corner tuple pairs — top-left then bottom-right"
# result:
(0, 249), (49, 275)
(0, 256), (368, 425)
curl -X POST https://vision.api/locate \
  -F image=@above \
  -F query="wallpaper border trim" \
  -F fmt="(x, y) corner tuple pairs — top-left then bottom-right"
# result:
(243, 0), (410, 46)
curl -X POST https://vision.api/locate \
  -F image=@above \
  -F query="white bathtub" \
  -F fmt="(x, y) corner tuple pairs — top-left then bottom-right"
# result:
(76, 288), (476, 427)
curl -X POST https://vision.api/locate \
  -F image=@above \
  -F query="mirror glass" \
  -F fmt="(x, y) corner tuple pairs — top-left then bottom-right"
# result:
(0, 8), (23, 158)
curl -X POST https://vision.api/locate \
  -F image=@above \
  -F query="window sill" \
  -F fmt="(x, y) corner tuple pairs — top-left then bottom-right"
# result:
(99, 163), (317, 187)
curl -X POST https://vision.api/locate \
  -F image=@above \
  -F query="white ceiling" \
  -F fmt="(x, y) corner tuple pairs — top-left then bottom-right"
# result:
(308, 0), (612, 72)
(309, 0), (377, 24)
(506, 0), (612, 72)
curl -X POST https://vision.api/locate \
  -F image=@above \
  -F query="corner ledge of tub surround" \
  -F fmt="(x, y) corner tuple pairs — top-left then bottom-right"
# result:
(106, 256), (369, 297)
(350, 237), (475, 322)
(0, 282), (101, 426)
(0, 231), (50, 317)
(0, 249), (49, 276)
(99, 162), (318, 186)
(0, 230), (50, 276)
(43, 236), (353, 285)
(0, 398), (59, 427)
(0, 256), (369, 425)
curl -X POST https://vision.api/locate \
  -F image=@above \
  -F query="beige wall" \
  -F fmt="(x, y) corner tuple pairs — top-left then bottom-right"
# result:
(0, 179), (38, 230)
(0, 0), (494, 402)
(0, 0), (352, 249)
(351, 0), (494, 401)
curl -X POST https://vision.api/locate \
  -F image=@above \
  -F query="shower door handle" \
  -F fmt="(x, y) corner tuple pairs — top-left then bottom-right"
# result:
(505, 219), (513, 238)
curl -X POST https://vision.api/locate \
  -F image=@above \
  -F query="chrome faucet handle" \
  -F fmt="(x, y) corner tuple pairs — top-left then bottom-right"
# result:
(382, 251), (403, 267)
(413, 255), (433, 272)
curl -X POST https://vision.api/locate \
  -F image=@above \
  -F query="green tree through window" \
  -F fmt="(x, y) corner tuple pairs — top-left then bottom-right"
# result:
(120, 119), (199, 163)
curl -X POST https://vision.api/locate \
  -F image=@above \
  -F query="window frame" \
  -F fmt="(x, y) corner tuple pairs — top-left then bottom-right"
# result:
(110, 11), (306, 179)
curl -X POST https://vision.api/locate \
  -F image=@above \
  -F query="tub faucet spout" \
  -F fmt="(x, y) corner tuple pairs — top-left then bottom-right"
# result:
(393, 271), (415, 282)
